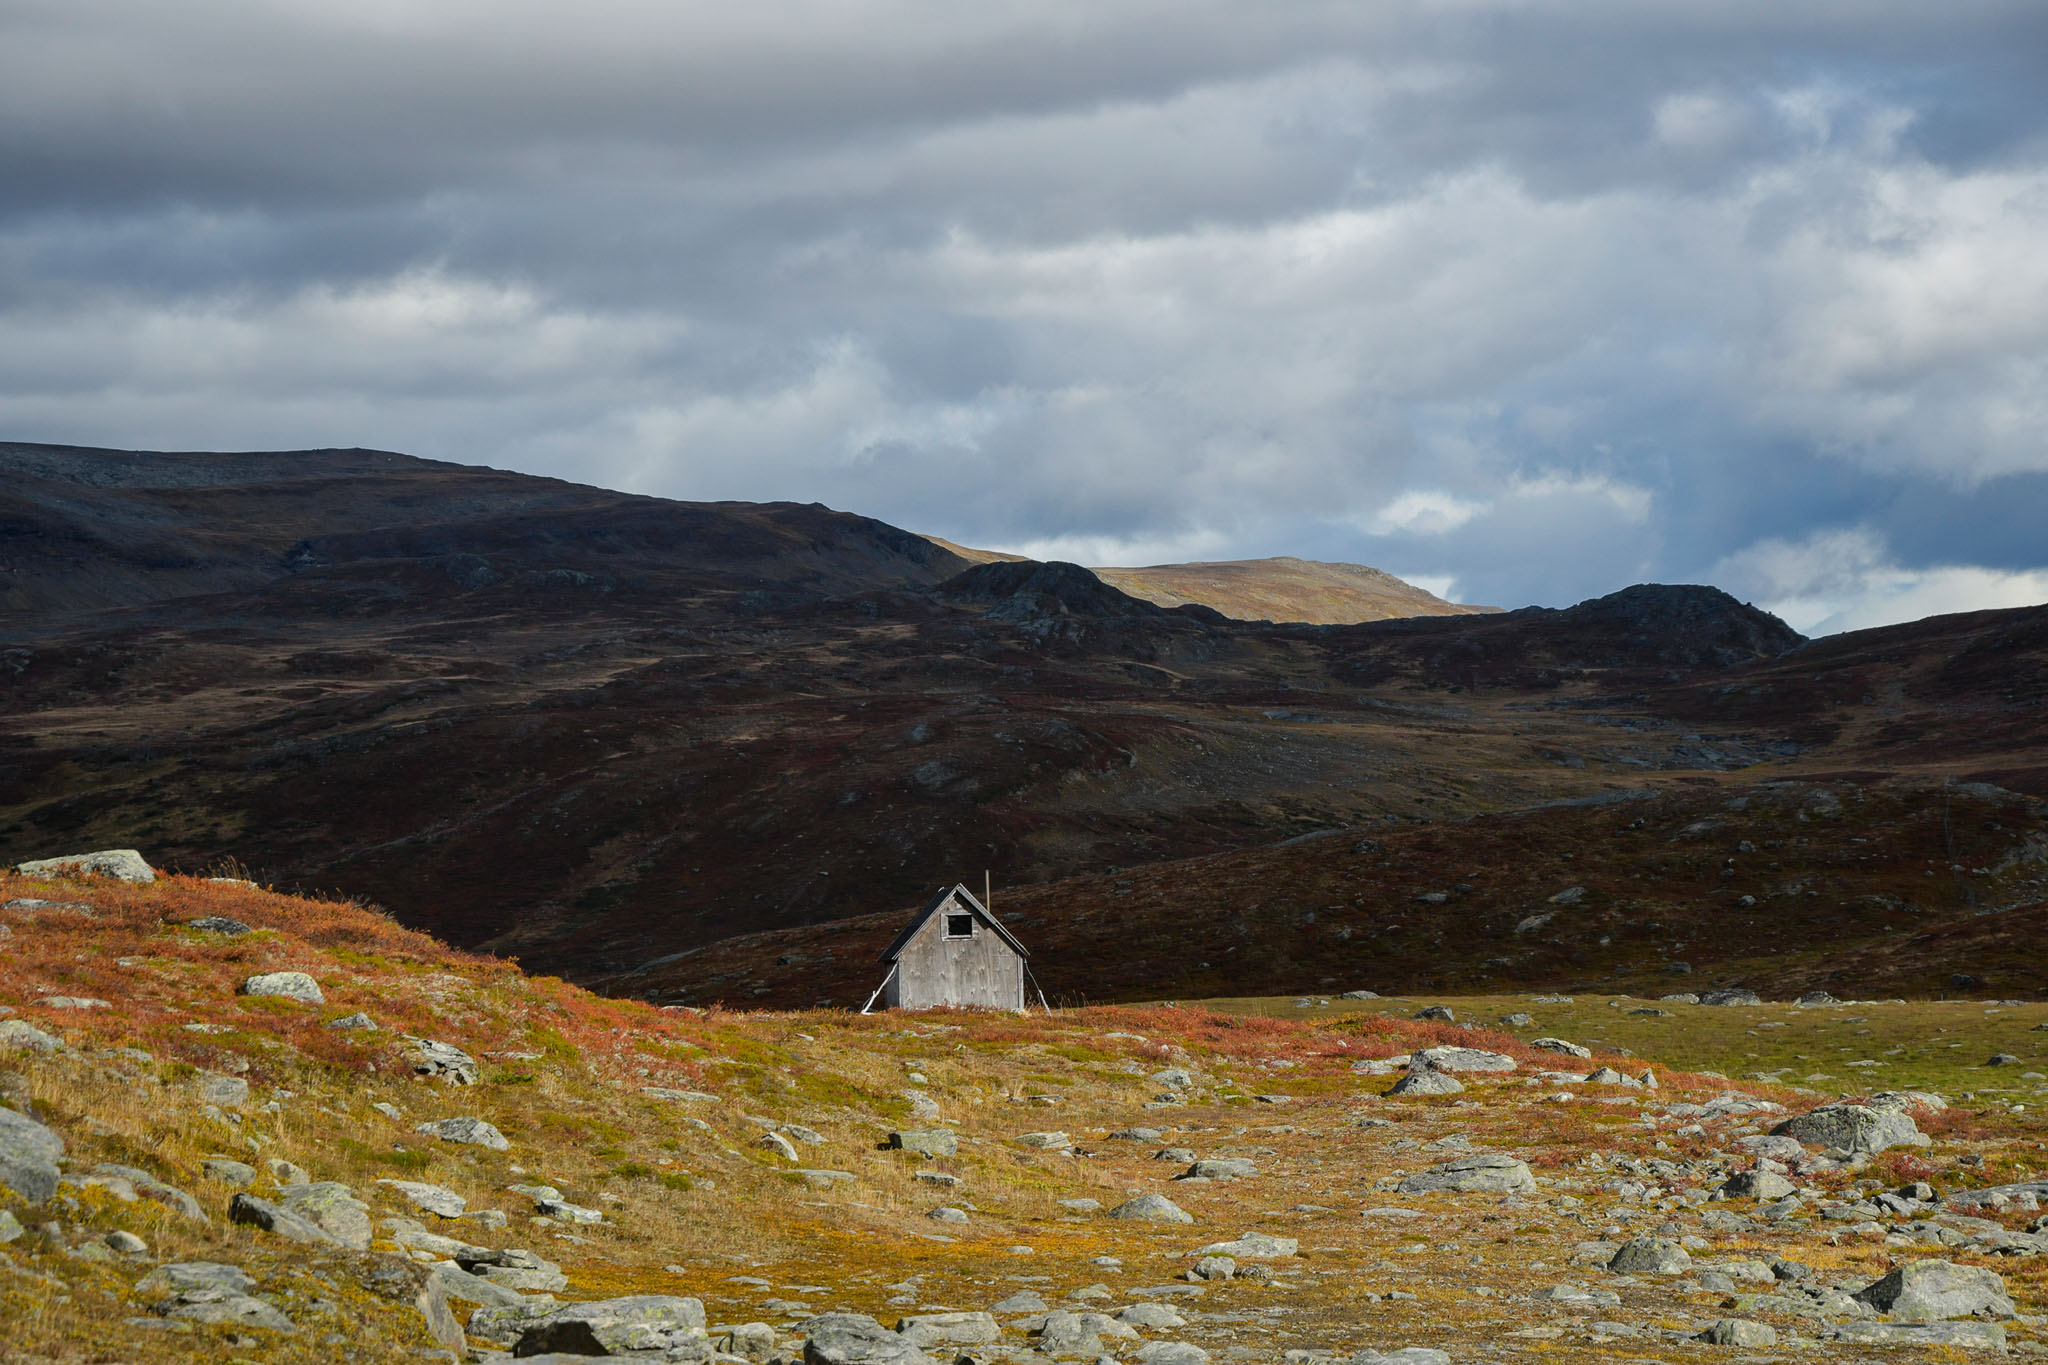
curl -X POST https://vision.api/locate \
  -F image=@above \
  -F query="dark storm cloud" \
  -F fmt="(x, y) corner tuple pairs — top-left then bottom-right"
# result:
(4, 0), (2048, 631)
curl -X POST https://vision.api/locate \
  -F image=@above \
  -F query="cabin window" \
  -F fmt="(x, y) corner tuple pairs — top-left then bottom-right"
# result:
(944, 914), (975, 938)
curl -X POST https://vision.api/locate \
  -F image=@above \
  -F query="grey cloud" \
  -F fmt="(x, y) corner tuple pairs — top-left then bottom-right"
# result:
(3, 1), (2047, 631)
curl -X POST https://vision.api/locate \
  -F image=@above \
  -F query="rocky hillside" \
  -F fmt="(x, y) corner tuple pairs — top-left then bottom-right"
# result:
(3, 860), (2047, 1362)
(625, 776), (2048, 1010)
(1, 447), (1816, 986)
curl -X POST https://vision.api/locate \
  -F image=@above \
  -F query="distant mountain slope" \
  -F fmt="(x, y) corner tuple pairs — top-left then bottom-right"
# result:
(1, 442), (967, 616)
(1092, 557), (1499, 624)
(925, 538), (1497, 624)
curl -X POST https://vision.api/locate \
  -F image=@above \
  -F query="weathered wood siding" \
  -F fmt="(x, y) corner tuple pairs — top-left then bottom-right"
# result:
(884, 891), (1025, 1010)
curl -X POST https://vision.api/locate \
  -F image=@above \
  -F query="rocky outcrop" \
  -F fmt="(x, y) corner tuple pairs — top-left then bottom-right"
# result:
(13, 849), (155, 882)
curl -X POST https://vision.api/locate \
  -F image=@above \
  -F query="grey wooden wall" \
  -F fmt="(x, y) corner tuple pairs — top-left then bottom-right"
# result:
(885, 893), (1025, 1010)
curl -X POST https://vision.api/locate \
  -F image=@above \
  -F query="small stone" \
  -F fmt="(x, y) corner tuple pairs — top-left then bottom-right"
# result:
(237, 972), (324, 1004)
(327, 1012), (378, 1030)
(186, 917), (252, 935)
(407, 1038), (478, 1083)
(1107, 1194), (1192, 1224)
(893, 1310), (999, 1348)
(1412, 1045), (1517, 1073)
(202, 1158), (257, 1187)
(1701, 1319), (1776, 1346)
(1388, 1069), (1463, 1096)
(197, 1073), (250, 1106)
(1194, 1232), (1296, 1258)
(1721, 1169), (1796, 1201)
(1414, 1006), (1455, 1022)
(887, 1130), (957, 1158)
(1180, 1158), (1258, 1181)
(927, 1206), (969, 1224)
(378, 1180), (466, 1218)
(1607, 1237), (1691, 1275)
(756, 1130), (799, 1161)
(105, 1230), (148, 1254)
(1529, 1038), (1592, 1058)
(1398, 1154), (1536, 1195)
(1698, 989), (1762, 1006)
(414, 1117), (509, 1149)
(1014, 1131), (1071, 1148)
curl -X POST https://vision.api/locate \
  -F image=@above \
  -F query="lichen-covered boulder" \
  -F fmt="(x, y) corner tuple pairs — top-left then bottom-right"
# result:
(14, 849), (155, 882)
(238, 971), (324, 1004)
(1397, 1154), (1536, 1195)
(1853, 1259), (2015, 1322)
(1107, 1193), (1192, 1224)
(1772, 1103), (1928, 1155)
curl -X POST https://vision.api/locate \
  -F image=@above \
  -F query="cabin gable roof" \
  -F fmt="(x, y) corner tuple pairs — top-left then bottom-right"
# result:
(879, 883), (1030, 964)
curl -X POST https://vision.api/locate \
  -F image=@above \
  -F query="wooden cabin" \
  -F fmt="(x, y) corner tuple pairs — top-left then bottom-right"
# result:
(870, 884), (1031, 1011)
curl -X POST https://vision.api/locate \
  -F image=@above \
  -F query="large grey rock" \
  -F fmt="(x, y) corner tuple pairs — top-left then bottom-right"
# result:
(1014, 1130), (1070, 1148)
(407, 1038), (479, 1085)
(1607, 1237), (1692, 1274)
(893, 1311), (998, 1347)
(1037, 1309), (1138, 1355)
(1398, 1154), (1536, 1195)
(1387, 1068), (1463, 1095)
(887, 1129), (957, 1158)
(1853, 1259), (2014, 1321)
(0, 1020), (63, 1053)
(428, 1259), (527, 1308)
(468, 1300), (563, 1344)
(1829, 1321), (2007, 1349)
(1700, 1319), (1776, 1346)
(164, 1294), (296, 1331)
(231, 1192), (344, 1245)
(1945, 1179), (2048, 1210)
(0, 1105), (64, 1203)
(14, 848), (154, 882)
(1413, 1045), (1517, 1073)
(416, 1116), (510, 1149)
(802, 1312), (937, 1365)
(91, 1163), (206, 1221)
(378, 1179), (466, 1218)
(137, 1262), (254, 1297)
(275, 1181), (372, 1248)
(1721, 1169), (1796, 1201)
(1118, 1302), (1185, 1328)
(512, 1294), (707, 1355)
(458, 1246), (568, 1294)
(1529, 1037), (1592, 1058)
(186, 916), (251, 935)
(197, 1072), (250, 1106)
(238, 971), (325, 1004)
(1107, 1193), (1193, 1224)
(1193, 1231), (1297, 1258)
(1772, 1103), (1928, 1155)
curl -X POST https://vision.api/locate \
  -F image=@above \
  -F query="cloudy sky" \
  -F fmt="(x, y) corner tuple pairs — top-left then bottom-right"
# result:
(6, 1), (2048, 633)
